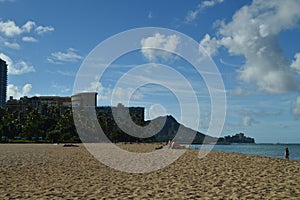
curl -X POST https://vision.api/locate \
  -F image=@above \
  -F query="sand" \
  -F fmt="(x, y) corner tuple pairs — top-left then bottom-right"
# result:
(0, 143), (300, 199)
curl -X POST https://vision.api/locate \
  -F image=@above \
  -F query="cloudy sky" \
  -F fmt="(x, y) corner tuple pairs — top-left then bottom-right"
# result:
(1, 0), (300, 143)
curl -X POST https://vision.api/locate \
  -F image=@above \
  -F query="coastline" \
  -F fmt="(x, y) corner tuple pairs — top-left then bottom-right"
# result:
(1, 143), (299, 199)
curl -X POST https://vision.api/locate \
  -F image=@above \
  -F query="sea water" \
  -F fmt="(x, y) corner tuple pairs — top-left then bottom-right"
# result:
(189, 144), (300, 160)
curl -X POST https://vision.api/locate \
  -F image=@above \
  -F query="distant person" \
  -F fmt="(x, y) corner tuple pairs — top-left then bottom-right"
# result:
(285, 147), (289, 160)
(171, 140), (175, 149)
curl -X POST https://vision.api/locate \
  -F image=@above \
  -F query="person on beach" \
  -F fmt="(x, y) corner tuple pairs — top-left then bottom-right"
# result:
(285, 147), (289, 160)
(171, 140), (175, 149)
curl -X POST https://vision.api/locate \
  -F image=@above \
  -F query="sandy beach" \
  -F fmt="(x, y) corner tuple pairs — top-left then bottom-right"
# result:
(0, 143), (300, 199)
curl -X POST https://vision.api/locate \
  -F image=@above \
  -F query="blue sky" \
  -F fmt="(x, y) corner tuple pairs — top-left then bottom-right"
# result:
(1, 0), (300, 143)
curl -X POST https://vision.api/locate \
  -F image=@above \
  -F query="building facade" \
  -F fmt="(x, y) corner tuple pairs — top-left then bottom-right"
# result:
(7, 92), (145, 123)
(71, 92), (97, 108)
(0, 59), (8, 109)
(6, 96), (71, 114)
(72, 92), (145, 122)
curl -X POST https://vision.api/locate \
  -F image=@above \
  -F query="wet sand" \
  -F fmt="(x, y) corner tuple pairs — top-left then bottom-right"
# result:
(0, 143), (300, 199)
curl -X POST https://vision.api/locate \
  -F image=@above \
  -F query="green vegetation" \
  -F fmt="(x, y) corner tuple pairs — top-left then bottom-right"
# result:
(0, 106), (78, 143)
(0, 106), (148, 143)
(0, 106), (223, 144)
(96, 111), (155, 143)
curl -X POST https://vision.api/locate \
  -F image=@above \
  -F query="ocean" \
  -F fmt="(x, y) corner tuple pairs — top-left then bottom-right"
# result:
(189, 144), (300, 160)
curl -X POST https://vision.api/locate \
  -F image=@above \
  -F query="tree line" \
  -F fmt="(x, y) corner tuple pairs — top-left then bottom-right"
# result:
(0, 106), (77, 143)
(0, 106), (152, 143)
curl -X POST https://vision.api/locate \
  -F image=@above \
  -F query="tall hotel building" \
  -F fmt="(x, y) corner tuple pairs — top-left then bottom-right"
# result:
(0, 58), (8, 109)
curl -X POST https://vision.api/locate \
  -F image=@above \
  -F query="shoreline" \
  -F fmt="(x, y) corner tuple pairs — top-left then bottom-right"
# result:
(2, 142), (299, 161)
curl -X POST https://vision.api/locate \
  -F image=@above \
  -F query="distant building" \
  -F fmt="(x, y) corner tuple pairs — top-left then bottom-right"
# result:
(0, 59), (8, 109)
(6, 92), (145, 125)
(71, 92), (145, 122)
(71, 92), (97, 107)
(6, 95), (71, 114)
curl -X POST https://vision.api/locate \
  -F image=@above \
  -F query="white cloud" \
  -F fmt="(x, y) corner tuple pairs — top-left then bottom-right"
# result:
(185, 0), (224, 23)
(35, 25), (54, 35)
(82, 80), (112, 101)
(7, 84), (32, 99)
(202, 0), (300, 93)
(0, 19), (52, 50)
(141, 33), (180, 62)
(22, 21), (36, 32)
(0, 53), (35, 75)
(0, 20), (38, 37)
(9, 61), (35, 75)
(291, 52), (300, 73)
(199, 33), (219, 56)
(0, 19), (53, 41)
(48, 48), (83, 63)
(239, 110), (261, 126)
(0, 20), (22, 37)
(112, 87), (144, 104)
(22, 84), (32, 94)
(292, 96), (300, 117)
(22, 36), (38, 42)
(47, 58), (63, 65)
(185, 11), (198, 23)
(4, 41), (20, 49)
